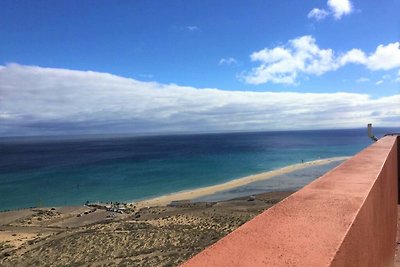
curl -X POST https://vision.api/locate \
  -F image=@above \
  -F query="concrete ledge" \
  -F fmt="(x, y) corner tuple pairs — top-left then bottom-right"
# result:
(182, 136), (398, 267)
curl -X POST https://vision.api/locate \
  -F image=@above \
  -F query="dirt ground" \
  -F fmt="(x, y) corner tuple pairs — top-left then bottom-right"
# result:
(0, 191), (292, 266)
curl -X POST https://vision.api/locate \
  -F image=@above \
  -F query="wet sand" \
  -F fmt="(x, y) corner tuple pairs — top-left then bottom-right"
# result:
(134, 156), (349, 208)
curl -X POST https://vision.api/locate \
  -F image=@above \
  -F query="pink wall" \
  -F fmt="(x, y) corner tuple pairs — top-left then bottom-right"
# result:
(182, 136), (399, 267)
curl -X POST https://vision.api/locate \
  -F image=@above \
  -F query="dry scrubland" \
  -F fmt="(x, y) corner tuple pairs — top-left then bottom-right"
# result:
(0, 191), (292, 266)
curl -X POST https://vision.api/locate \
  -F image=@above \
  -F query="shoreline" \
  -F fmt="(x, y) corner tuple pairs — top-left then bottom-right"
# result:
(0, 157), (349, 213)
(133, 156), (349, 208)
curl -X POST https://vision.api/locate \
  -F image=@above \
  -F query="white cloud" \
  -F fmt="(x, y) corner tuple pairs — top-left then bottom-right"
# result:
(339, 43), (400, 70)
(308, 8), (329, 20)
(308, 0), (353, 21)
(0, 64), (399, 136)
(376, 80), (384, 85)
(366, 43), (400, 70)
(356, 77), (369, 83)
(219, 57), (238, 66)
(327, 0), (353, 19)
(185, 26), (199, 32)
(339, 49), (367, 65)
(244, 36), (400, 85)
(244, 36), (338, 84)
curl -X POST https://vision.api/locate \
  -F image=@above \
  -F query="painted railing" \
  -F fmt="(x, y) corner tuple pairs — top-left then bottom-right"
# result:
(182, 136), (399, 267)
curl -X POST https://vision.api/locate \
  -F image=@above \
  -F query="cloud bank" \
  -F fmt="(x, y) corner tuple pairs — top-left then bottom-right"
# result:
(244, 36), (400, 85)
(0, 64), (399, 136)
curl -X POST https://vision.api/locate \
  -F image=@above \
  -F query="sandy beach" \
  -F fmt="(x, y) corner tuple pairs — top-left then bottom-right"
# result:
(133, 156), (349, 208)
(0, 156), (350, 266)
(0, 191), (294, 266)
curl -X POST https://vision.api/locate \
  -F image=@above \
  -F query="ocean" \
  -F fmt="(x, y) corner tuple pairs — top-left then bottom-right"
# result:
(0, 128), (397, 211)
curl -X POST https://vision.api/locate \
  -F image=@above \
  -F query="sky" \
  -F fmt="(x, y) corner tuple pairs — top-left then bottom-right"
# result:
(0, 0), (399, 136)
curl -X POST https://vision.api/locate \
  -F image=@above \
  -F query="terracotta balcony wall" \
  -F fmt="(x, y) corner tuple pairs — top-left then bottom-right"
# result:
(182, 136), (399, 267)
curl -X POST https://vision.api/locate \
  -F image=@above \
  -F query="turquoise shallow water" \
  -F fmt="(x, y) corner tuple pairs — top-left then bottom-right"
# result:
(194, 160), (344, 202)
(0, 128), (397, 211)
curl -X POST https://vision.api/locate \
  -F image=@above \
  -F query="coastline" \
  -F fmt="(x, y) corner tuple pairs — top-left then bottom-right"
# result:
(133, 156), (349, 208)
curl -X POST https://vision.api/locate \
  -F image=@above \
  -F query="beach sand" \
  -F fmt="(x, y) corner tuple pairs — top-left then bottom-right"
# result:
(0, 191), (293, 266)
(134, 156), (349, 208)
(0, 156), (348, 266)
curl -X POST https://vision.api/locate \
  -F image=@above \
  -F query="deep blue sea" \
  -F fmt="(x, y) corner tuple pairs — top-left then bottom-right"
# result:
(0, 128), (398, 211)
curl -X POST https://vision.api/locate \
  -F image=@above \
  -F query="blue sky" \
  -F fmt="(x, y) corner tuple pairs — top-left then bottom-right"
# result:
(0, 0), (399, 136)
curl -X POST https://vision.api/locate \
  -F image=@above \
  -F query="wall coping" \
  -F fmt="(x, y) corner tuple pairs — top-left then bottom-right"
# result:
(182, 136), (398, 267)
